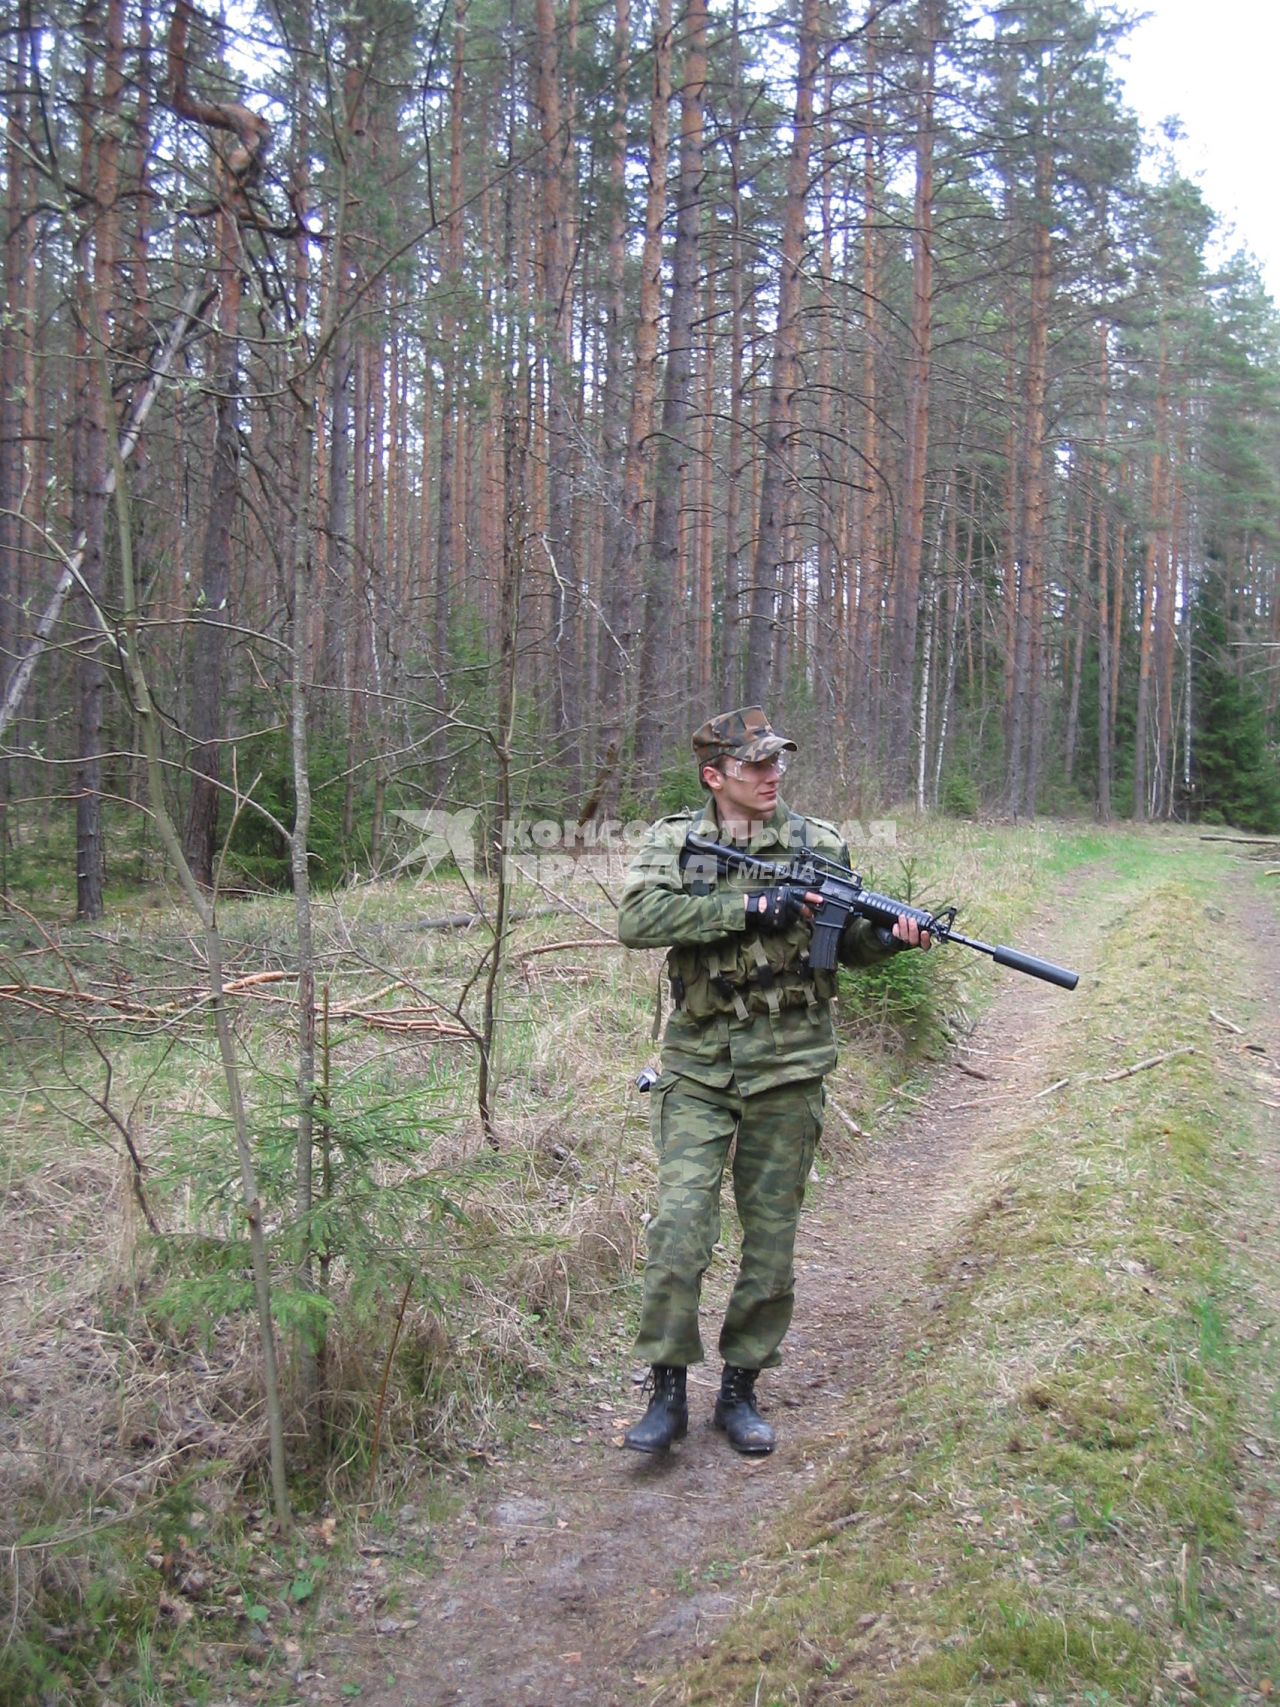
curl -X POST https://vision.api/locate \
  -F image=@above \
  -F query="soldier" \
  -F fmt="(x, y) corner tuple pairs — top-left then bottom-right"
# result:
(618, 707), (931, 1454)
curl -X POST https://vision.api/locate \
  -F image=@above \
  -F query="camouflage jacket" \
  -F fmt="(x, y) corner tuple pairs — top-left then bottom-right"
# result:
(617, 798), (893, 1096)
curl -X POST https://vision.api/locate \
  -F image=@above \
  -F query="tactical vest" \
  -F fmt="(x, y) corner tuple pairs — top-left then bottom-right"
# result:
(666, 812), (838, 1025)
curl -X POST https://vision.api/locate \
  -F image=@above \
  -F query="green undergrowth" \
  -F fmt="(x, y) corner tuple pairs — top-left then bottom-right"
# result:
(0, 1489), (354, 1707)
(679, 844), (1274, 1706)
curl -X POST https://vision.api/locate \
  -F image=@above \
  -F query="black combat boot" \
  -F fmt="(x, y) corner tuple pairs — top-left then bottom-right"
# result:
(714, 1364), (776, 1454)
(623, 1365), (688, 1453)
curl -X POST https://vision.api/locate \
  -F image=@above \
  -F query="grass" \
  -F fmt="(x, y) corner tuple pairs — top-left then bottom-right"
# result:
(0, 839), (670, 1701)
(675, 836), (1277, 1706)
(6, 816), (1269, 1702)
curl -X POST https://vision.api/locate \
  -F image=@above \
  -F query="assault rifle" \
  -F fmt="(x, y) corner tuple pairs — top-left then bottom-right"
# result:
(681, 834), (1079, 991)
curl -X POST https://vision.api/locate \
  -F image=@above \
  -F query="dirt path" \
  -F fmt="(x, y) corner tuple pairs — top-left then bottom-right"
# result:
(312, 880), (1101, 1707)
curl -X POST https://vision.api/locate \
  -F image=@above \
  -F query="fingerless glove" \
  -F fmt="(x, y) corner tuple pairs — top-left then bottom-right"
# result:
(745, 886), (803, 930)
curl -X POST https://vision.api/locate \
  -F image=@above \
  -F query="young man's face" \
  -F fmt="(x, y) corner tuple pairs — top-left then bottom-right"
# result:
(703, 754), (787, 827)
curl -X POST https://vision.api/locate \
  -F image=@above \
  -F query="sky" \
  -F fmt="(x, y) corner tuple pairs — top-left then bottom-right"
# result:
(1115, 0), (1279, 301)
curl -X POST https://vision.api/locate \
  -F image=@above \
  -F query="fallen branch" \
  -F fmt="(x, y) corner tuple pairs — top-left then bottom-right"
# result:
(1198, 833), (1280, 847)
(503, 859), (617, 940)
(222, 969), (291, 995)
(1208, 1009), (1243, 1035)
(887, 1084), (927, 1104)
(336, 1008), (470, 1039)
(416, 910), (488, 931)
(1033, 1076), (1071, 1099)
(0, 982), (160, 1019)
(0, 971), (472, 1040)
(519, 938), (619, 961)
(1099, 1047), (1197, 1083)
(952, 1060), (994, 1082)
(827, 1102), (867, 1139)
(414, 904), (570, 932)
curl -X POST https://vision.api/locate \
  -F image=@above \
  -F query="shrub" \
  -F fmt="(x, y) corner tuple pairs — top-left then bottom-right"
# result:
(940, 769), (980, 818)
(220, 733), (376, 889)
(836, 856), (965, 1058)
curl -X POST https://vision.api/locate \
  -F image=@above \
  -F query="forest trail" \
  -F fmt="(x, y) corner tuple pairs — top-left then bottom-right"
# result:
(316, 855), (1276, 1707)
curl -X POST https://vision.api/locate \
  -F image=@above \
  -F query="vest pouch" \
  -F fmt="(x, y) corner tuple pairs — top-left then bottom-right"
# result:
(668, 924), (837, 1023)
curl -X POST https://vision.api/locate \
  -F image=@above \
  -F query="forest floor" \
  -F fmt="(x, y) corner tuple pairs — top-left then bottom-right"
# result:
(308, 844), (1280, 1707)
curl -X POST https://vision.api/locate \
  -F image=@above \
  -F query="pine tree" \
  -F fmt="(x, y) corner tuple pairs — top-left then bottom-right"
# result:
(1187, 571), (1280, 833)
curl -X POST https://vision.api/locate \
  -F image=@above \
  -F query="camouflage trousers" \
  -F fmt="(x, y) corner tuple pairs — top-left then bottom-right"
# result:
(635, 1072), (824, 1371)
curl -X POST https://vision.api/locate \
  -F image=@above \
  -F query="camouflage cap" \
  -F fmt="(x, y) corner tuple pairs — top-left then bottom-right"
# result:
(691, 705), (797, 769)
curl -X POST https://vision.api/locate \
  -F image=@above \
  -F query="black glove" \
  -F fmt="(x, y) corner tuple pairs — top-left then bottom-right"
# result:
(874, 924), (912, 952)
(745, 886), (804, 930)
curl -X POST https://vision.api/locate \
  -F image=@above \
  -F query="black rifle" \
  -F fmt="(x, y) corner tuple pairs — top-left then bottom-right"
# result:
(681, 833), (1079, 991)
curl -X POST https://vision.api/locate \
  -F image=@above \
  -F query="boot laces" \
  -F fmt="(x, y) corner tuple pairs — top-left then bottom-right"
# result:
(641, 1365), (683, 1402)
(723, 1365), (759, 1405)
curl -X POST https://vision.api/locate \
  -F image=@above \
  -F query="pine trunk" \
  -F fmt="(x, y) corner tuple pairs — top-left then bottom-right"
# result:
(594, 0), (634, 796)
(743, 0), (821, 706)
(634, 0), (706, 767)
(889, 0), (938, 772)
(0, 0), (32, 859)
(182, 228), (242, 886)
(605, 0), (671, 778)
(74, 0), (123, 919)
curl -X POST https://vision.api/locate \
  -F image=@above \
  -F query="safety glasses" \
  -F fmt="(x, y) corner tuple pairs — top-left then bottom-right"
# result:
(722, 753), (789, 779)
